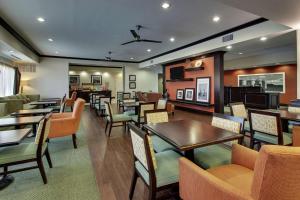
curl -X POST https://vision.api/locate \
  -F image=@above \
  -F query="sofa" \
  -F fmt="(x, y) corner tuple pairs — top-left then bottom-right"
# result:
(0, 94), (40, 114)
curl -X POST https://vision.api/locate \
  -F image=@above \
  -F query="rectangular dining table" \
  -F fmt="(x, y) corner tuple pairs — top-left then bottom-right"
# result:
(10, 108), (53, 117)
(29, 101), (57, 108)
(144, 119), (243, 161)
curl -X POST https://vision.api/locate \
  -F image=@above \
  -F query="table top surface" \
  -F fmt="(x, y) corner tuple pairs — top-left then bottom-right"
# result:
(0, 116), (44, 127)
(144, 120), (243, 151)
(0, 128), (32, 147)
(30, 101), (57, 105)
(268, 109), (300, 121)
(11, 108), (53, 116)
(39, 98), (61, 102)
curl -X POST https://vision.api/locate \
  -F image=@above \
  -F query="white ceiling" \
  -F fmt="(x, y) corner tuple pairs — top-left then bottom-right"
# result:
(0, 0), (259, 61)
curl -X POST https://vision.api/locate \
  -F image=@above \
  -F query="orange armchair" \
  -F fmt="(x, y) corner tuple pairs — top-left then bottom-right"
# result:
(48, 98), (85, 148)
(293, 126), (300, 146)
(65, 91), (77, 111)
(179, 144), (300, 200)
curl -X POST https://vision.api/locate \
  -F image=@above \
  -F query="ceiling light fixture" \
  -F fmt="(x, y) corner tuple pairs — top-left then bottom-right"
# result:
(226, 45), (232, 49)
(170, 37), (175, 42)
(213, 16), (220, 22)
(55, 51), (59, 54)
(9, 50), (14, 53)
(48, 38), (53, 42)
(238, 52), (243, 55)
(130, 57), (134, 60)
(147, 49), (151, 52)
(161, 2), (170, 9)
(260, 36), (267, 41)
(37, 17), (45, 22)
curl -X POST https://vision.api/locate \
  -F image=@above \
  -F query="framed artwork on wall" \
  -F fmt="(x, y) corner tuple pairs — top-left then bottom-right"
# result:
(91, 75), (102, 85)
(129, 82), (136, 89)
(184, 88), (194, 101)
(129, 75), (136, 81)
(196, 77), (211, 104)
(176, 89), (184, 100)
(69, 75), (80, 85)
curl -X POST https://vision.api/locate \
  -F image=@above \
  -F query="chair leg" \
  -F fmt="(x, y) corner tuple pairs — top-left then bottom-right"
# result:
(148, 187), (156, 200)
(108, 123), (113, 137)
(37, 158), (47, 184)
(105, 121), (109, 133)
(72, 134), (77, 149)
(250, 138), (255, 149)
(45, 148), (53, 168)
(129, 169), (138, 200)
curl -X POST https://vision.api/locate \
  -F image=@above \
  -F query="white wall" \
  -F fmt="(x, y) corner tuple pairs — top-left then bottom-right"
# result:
(21, 57), (159, 98)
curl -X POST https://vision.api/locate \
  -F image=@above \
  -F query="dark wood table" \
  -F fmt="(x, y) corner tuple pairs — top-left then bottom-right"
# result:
(268, 109), (300, 132)
(0, 128), (32, 190)
(29, 101), (57, 108)
(144, 120), (243, 161)
(39, 98), (61, 102)
(123, 102), (140, 114)
(10, 108), (53, 117)
(0, 116), (44, 135)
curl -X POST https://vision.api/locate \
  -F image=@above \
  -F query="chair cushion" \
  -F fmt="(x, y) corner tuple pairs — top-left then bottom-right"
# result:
(151, 135), (176, 153)
(253, 132), (292, 145)
(108, 114), (131, 122)
(207, 164), (254, 195)
(123, 110), (136, 116)
(244, 120), (250, 132)
(135, 150), (181, 187)
(131, 115), (144, 123)
(0, 143), (47, 164)
(194, 144), (231, 169)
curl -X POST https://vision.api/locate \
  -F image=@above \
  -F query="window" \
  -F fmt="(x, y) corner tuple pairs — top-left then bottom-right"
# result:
(0, 63), (16, 97)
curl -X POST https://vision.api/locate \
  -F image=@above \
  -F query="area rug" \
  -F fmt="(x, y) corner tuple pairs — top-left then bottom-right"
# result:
(0, 123), (100, 200)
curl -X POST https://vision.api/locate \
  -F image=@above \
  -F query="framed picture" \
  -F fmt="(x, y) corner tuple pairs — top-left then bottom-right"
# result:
(196, 77), (211, 104)
(129, 82), (136, 89)
(129, 75), (136, 81)
(238, 72), (285, 93)
(176, 89), (184, 100)
(91, 75), (102, 85)
(69, 75), (80, 85)
(184, 88), (194, 101)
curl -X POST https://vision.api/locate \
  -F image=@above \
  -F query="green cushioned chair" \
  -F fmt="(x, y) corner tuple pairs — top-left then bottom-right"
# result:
(151, 135), (176, 153)
(131, 102), (155, 126)
(0, 114), (52, 184)
(123, 110), (136, 116)
(128, 123), (181, 200)
(253, 131), (292, 145)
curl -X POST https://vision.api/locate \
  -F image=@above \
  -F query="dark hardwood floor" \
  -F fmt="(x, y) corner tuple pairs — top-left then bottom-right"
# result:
(81, 105), (212, 200)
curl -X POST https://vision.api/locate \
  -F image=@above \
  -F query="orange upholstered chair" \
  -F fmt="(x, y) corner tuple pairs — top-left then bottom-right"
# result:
(65, 91), (77, 111)
(48, 98), (85, 148)
(293, 125), (300, 146)
(179, 144), (300, 200)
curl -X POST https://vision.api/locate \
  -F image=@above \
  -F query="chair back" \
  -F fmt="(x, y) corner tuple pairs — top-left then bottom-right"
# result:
(251, 145), (300, 200)
(156, 99), (167, 109)
(59, 94), (67, 113)
(139, 102), (156, 118)
(128, 123), (157, 186)
(117, 92), (123, 101)
(104, 101), (113, 118)
(136, 91), (147, 101)
(145, 110), (168, 124)
(293, 126), (300, 147)
(229, 102), (248, 119)
(123, 92), (131, 99)
(248, 109), (283, 144)
(70, 91), (77, 101)
(71, 98), (86, 130)
(288, 106), (300, 113)
(100, 97), (111, 107)
(35, 113), (52, 156)
(123, 99), (136, 103)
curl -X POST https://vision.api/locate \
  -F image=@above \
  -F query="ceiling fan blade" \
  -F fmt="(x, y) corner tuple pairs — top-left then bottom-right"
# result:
(140, 39), (162, 43)
(121, 40), (137, 45)
(130, 30), (139, 39)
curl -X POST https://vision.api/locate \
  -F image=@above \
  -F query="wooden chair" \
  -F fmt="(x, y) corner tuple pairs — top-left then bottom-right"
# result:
(156, 99), (167, 110)
(117, 92), (123, 107)
(248, 109), (292, 149)
(121, 98), (136, 115)
(144, 110), (177, 153)
(131, 102), (155, 126)
(95, 96), (111, 117)
(194, 113), (244, 169)
(104, 101), (132, 137)
(229, 102), (250, 136)
(179, 144), (300, 200)
(65, 91), (77, 111)
(128, 123), (182, 200)
(287, 106), (300, 132)
(0, 114), (53, 184)
(49, 94), (66, 113)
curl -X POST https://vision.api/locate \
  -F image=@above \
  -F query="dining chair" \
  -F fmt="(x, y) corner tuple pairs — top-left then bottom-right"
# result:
(131, 102), (156, 126)
(104, 101), (132, 137)
(287, 106), (300, 132)
(117, 92), (123, 107)
(194, 113), (244, 169)
(156, 99), (167, 110)
(144, 110), (177, 153)
(248, 109), (292, 149)
(128, 123), (182, 200)
(293, 125), (300, 146)
(65, 91), (77, 111)
(123, 92), (131, 100)
(121, 98), (136, 116)
(95, 96), (111, 117)
(179, 144), (300, 200)
(229, 102), (250, 135)
(49, 94), (66, 113)
(48, 98), (85, 148)
(0, 114), (53, 184)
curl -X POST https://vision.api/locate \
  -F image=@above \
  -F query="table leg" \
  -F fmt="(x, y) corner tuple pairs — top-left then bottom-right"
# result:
(184, 150), (194, 162)
(281, 119), (289, 133)
(0, 175), (14, 190)
(135, 106), (138, 115)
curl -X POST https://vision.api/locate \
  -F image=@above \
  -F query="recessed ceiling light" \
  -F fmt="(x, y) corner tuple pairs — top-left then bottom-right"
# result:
(260, 36), (267, 41)
(161, 2), (170, 9)
(9, 50), (14, 53)
(213, 16), (220, 22)
(170, 37), (175, 42)
(55, 51), (59, 54)
(48, 38), (53, 42)
(226, 45), (232, 49)
(238, 52), (243, 55)
(37, 17), (45, 22)
(147, 49), (151, 52)
(130, 57), (134, 60)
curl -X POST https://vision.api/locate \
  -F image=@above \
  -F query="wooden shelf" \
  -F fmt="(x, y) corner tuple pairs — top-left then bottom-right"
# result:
(184, 67), (204, 72)
(166, 78), (194, 82)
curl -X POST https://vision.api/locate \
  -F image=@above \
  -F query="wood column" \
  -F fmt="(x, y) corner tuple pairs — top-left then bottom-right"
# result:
(214, 51), (225, 113)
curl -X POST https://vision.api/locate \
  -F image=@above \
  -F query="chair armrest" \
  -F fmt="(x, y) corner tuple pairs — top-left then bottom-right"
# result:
(51, 113), (73, 119)
(293, 126), (300, 147)
(25, 94), (40, 101)
(65, 98), (74, 106)
(49, 117), (77, 138)
(231, 144), (258, 170)
(179, 158), (252, 200)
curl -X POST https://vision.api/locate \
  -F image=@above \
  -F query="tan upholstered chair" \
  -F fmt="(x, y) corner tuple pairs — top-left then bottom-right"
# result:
(194, 113), (244, 169)
(48, 98), (85, 148)
(179, 144), (300, 200)
(229, 102), (250, 134)
(156, 99), (167, 110)
(128, 123), (182, 200)
(131, 102), (155, 126)
(248, 109), (292, 148)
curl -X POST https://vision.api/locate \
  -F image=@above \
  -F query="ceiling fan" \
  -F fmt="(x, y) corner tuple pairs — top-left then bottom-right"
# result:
(121, 25), (162, 45)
